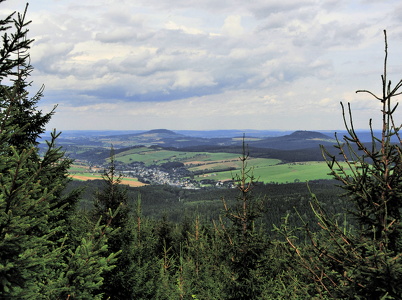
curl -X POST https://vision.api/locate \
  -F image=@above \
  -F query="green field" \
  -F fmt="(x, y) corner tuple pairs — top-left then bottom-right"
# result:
(253, 161), (333, 183)
(115, 148), (244, 166)
(195, 161), (334, 183)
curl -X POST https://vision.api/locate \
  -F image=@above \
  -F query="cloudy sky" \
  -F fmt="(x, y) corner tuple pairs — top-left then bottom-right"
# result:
(3, 0), (402, 131)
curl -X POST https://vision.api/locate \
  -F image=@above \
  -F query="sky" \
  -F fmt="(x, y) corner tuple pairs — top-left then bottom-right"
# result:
(3, 0), (402, 131)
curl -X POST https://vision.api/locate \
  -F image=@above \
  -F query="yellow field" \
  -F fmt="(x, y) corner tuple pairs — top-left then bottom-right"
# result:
(69, 174), (147, 187)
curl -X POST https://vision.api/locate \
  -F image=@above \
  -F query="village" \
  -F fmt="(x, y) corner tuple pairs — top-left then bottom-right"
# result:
(86, 160), (235, 189)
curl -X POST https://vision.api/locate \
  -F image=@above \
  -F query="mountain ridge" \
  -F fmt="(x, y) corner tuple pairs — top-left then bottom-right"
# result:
(85, 129), (336, 149)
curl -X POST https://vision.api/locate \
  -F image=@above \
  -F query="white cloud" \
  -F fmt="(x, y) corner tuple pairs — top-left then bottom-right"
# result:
(165, 21), (206, 35)
(222, 15), (244, 36)
(2, 0), (401, 131)
(171, 70), (216, 89)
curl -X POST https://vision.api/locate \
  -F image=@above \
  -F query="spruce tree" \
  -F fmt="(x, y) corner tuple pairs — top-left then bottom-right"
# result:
(0, 2), (117, 298)
(221, 138), (268, 299)
(284, 31), (402, 299)
(93, 147), (133, 299)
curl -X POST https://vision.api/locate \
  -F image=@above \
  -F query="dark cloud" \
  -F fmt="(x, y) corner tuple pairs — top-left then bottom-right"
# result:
(95, 29), (138, 43)
(78, 83), (224, 103)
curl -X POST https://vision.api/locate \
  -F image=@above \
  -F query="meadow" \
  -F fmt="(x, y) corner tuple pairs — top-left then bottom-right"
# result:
(114, 147), (243, 165)
(193, 160), (333, 183)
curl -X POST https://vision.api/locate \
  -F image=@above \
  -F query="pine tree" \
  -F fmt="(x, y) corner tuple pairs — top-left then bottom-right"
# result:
(184, 216), (228, 299)
(92, 147), (133, 299)
(129, 196), (161, 299)
(0, 2), (53, 150)
(284, 31), (402, 299)
(221, 137), (268, 299)
(0, 3), (117, 298)
(93, 147), (129, 228)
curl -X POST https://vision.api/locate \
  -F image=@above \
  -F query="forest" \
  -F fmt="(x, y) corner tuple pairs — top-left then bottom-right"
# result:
(1, 2), (402, 299)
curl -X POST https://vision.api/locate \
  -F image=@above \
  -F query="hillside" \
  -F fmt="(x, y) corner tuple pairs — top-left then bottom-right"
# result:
(248, 130), (335, 150)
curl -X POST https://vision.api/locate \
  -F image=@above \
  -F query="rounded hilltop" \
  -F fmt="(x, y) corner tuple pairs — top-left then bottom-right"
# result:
(288, 130), (332, 139)
(144, 129), (179, 135)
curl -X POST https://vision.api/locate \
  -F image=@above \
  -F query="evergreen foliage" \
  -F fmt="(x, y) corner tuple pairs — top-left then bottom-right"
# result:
(92, 147), (134, 299)
(93, 147), (129, 227)
(0, 3), (117, 298)
(282, 30), (402, 299)
(221, 138), (269, 299)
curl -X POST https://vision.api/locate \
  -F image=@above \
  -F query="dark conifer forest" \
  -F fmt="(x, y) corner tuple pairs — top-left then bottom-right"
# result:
(1, 2), (402, 299)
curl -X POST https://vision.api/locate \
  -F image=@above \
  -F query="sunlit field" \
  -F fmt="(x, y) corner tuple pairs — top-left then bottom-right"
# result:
(194, 161), (334, 183)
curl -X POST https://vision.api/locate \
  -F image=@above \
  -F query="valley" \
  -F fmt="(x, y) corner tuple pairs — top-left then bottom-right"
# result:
(54, 129), (345, 187)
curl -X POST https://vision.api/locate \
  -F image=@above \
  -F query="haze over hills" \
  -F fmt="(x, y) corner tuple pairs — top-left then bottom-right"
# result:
(50, 129), (337, 150)
(46, 128), (393, 165)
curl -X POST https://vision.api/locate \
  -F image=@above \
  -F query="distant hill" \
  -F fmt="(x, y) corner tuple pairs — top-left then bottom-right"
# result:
(248, 130), (336, 150)
(53, 129), (338, 150)
(43, 128), (391, 166)
(127, 129), (334, 150)
(52, 129), (347, 163)
(287, 130), (331, 139)
(135, 129), (182, 137)
(87, 128), (186, 147)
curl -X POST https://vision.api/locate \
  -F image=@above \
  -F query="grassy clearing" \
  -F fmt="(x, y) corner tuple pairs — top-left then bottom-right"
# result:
(195, 161), (335, 183)
(253, 161), (332, 183)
